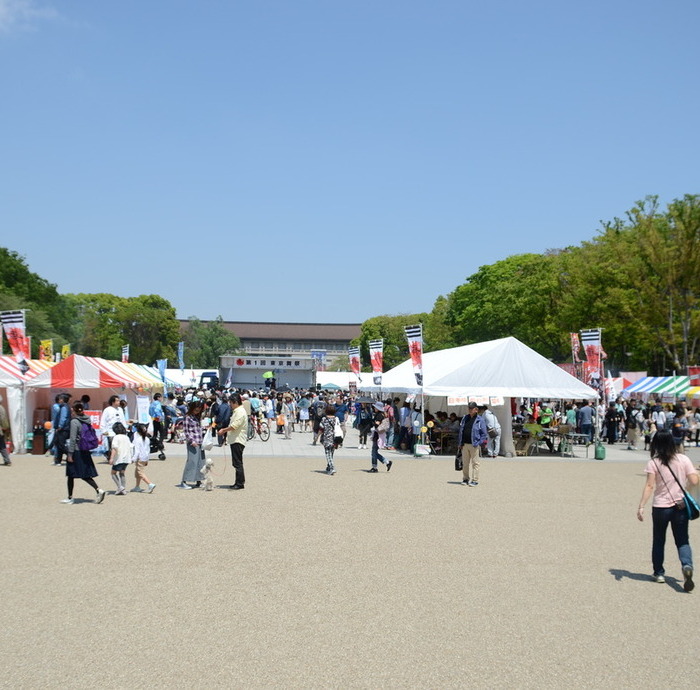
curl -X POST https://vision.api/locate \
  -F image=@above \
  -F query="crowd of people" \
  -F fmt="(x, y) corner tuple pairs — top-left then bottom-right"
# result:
(514, 398), (700, 451)
(4, 384), (698, 592)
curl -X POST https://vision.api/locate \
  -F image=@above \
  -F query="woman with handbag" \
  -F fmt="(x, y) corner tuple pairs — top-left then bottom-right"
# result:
(179, 401), (207, 490)
(319, 405), (340, 475)
(637, 430), (698, 591)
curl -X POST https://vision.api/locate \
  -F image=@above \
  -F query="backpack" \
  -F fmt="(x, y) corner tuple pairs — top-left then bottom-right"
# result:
(359, 407), (372, 423)
(313, 401), (327, 419)
(78, 422), (99, 451)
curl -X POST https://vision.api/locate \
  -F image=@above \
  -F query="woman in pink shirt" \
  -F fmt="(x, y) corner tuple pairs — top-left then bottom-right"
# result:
(637, 431), (698, 590)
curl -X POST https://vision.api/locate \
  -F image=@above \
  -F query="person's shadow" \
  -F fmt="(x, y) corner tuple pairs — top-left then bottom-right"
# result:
(609, 568), (686, 592)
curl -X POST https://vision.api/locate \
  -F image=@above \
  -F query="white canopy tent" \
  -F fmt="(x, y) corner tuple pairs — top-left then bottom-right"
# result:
(316, 371), (364, 390)
(361, 337), (598, 399)
(360, 337), (598, 457)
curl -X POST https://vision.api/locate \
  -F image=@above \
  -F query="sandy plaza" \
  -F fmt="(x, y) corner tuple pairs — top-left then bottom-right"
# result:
(0, 426), (698, 689)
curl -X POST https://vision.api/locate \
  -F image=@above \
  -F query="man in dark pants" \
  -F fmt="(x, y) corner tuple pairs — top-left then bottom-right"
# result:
(53, 393), (72, 465)
(217, 393), (248, 490)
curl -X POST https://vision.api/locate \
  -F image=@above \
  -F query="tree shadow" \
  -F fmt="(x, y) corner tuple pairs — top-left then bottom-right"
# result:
(609, 568), (686, 592)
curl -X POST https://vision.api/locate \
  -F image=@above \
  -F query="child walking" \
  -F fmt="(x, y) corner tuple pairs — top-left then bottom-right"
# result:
(109, 422), (133, 495)
(131, 423), (156, 493)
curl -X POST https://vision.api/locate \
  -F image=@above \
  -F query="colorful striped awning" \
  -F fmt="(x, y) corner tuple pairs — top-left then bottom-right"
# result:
(26, 354), (164, 390)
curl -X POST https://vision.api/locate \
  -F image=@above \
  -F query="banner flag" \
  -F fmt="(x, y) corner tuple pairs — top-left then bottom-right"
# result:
(369, 339), (384, 386)
(61, 343), (71, 360)
(310, 349), (327, 372)
(39, 339), (54, 361)
(404, 324), (424, 386)
(688, 366), (700, 387)
(581, 329), (602, 370)
(156, 359), (167, 386)
(348, 346), (362, 382)
(177, 341), (185, 372)
(121, 344), (130, 363)
(0, 310), (30, 374)
(570, 333), (582, 363)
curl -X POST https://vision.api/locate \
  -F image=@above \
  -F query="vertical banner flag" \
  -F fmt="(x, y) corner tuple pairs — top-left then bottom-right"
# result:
(39, 339), (54, 361)
(156, 359), (167, 387)
(0, 310), (30, 374)
(369, 339), (384, 386)
(688, 366), (700, 387)
(177, 341), (185, 372)
(348, 346), (361, 382)
(570, 333), (581, 363)
(404, 324), (424, 386)
(580, 328), (606, 393)
(121, 344), (130, 363)
(310, 350), (327, 372)
(61, 343), (71, 360)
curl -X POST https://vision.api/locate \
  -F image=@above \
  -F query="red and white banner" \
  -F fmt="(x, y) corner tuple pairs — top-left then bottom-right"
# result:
(570, 333), (581, 363)
(121, 344), (130, 363)
(688, 366), (700, 387)
(580, 328), (606, 374)
(0, 310), (30, 374)
(369, 339), (383, 386)
(404, 324), (423, 387)
(348, 346), (361, 382)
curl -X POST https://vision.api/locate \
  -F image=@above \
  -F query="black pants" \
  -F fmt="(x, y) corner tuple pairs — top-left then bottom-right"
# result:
(230, 443), (245, 487)
(54, 428), (70, 462)
(152, 420), (164, 450)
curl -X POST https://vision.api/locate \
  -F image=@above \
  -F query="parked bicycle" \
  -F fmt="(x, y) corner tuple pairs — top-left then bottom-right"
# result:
(247, 414), (270, 442)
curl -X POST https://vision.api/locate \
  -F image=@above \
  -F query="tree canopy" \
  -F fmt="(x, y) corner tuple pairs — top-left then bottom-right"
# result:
(181, 317), (241, 368)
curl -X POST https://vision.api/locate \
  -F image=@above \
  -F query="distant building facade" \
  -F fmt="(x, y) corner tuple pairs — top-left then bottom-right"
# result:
(179, 320), (361, 390)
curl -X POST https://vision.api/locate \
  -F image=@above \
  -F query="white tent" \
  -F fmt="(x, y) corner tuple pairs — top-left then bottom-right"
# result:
(316, 371), (364, 390)
(360, 337), (597, 458)
(361, 337), (598, 400)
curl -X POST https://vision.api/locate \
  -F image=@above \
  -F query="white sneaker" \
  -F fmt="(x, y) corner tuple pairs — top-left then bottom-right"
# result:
(60, 498), (74, 504)
(95, 490), (106, 504)
(131, 486), (144, 493)
(147, 483), (156, 493)
(179, 483), (193, 490)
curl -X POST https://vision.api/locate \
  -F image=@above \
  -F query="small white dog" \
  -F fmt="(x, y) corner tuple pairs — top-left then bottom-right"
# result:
(201, 457), (215, 491)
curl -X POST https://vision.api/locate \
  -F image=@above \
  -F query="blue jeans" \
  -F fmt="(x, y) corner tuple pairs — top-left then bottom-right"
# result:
(581, 424), (593, 442)
(651, 506), (693, 576)
(371, 442), (387, 467)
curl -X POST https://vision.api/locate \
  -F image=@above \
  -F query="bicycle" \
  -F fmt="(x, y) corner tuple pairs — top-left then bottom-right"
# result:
(247, 414), (270, 442)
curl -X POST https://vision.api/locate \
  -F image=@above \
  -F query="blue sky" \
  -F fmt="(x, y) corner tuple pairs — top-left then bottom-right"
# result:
(2, 0), (698, 324)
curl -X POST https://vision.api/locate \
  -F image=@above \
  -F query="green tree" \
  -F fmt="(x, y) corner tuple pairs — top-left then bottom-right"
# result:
(447, 253), (568, 360)
(63, 293), (126, 359)
(182, 316), (241, 368)
(354, 313), (430, 371)
(117, 295), (180, 365)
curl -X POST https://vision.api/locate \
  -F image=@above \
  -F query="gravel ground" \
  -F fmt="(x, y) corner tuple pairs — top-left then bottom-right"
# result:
(1, 430), (698, 689)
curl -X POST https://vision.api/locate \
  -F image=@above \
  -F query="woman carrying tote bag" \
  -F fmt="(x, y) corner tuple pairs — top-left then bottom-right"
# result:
(637, 430), (698, 591)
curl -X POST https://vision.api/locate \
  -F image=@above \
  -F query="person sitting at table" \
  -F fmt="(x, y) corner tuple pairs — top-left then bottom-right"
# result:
(434, 411), (449, 428)
(523, 414), (554, 453)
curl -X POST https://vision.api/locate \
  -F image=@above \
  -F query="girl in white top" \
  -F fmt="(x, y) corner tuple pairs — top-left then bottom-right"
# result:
(109, 422), (133, 495)
(131, 423), (156, 494)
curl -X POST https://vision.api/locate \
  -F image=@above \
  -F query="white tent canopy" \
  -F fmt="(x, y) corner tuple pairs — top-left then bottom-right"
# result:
(316, 371), (364, 389)
(361, 337), (598, 400)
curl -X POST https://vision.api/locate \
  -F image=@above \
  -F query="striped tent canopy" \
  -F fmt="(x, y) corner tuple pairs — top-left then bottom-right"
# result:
(623, 375), (690, 396)
(25, 354), (163, 390)
(0, 356), (56, 385)
(140, 365), (179, 388)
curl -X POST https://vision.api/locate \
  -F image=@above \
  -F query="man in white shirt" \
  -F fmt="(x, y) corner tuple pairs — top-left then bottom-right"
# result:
(480, 404), (502, 458)
(99, 395), (127, 452)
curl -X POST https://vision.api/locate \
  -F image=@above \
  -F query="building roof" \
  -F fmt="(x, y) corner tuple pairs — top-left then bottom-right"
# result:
(179, 320), (361, 341)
